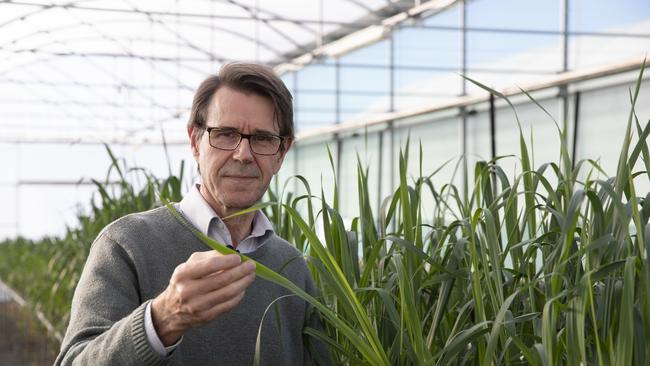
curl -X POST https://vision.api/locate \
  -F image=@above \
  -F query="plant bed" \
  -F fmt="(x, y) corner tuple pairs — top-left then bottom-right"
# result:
(0, 297), (57, 365)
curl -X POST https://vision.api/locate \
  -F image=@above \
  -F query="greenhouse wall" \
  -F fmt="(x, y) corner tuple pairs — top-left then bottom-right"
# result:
(282, 66), (650, 222)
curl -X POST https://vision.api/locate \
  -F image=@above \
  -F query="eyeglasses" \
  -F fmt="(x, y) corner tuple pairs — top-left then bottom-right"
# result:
(205, 127), (285, 155)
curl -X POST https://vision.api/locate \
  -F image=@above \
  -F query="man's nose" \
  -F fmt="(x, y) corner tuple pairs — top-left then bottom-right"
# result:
(232, 137), (254, 162)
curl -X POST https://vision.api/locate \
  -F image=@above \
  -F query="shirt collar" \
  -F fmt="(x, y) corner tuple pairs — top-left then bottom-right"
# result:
(178, 184), (275, 240)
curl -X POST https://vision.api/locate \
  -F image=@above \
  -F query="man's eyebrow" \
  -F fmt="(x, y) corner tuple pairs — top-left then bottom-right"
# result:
(212, 126), (238, 131)
(212, 126), (278, 135)
(251, 129), (278, 135)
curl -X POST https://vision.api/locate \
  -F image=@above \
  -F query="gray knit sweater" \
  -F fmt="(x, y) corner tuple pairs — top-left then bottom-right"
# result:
(55, 206), (331, 365)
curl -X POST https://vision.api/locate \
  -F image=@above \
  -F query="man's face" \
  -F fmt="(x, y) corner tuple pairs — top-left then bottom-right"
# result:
(189, 86), (292, 216)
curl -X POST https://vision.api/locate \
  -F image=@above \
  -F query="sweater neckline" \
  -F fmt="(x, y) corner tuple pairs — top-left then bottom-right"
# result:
(162, 205), (273, 260)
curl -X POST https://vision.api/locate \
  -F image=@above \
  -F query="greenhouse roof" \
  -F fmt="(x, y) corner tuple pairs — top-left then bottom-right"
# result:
(1, 0), (448, 145)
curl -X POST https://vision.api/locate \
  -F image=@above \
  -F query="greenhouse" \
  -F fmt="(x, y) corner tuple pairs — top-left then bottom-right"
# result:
(1, 0), (650, 364)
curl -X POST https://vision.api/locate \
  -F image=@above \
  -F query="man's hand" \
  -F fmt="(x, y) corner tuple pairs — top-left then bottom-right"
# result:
(151, 252), (256, 346)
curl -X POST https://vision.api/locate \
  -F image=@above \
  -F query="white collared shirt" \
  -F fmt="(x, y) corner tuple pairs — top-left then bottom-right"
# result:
(177, 184), (275, 253)
(145, 184), (275, 356)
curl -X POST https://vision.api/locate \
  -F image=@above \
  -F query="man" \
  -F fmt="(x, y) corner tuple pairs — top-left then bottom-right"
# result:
(55, 63), (331, 365)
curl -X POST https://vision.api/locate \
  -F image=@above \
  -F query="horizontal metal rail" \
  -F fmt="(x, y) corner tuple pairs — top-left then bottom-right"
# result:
(0, 57), (646, 146)
(296, 56), (649, 141)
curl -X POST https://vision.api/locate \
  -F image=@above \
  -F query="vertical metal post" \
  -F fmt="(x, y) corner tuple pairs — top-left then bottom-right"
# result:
(560, 0), (570, 139)
(572, 91), (581, 168)
(460, 1), (467, 96)
(377, 131), (384, 212)
(389, 32), (395, 114)
(293, 71), (298, 129)
(388, 32), (395, 193)
(460, 0), (468, 198)
(254, 0), (260, 61)
(292, 72), (299, 194)
(561, 0), (569, 73)
(489, 93), (496, 160)
(335, 59), (341, 124)
(318, 0), (324, 48)
(335, 58), (342, 183)
(210, 0), (214, 67)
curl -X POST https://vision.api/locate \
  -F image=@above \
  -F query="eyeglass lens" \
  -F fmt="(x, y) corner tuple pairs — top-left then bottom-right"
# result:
(209, 130), (281, 155)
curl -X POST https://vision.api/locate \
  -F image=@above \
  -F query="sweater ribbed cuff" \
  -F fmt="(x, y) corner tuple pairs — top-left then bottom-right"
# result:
(131, 301), (169, 366)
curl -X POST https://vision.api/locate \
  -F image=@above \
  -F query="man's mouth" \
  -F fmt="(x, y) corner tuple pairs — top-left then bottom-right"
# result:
(224, 175), (258, 179)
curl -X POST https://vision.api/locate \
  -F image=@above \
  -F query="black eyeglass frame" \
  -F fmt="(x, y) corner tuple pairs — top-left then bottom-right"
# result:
(204, 127), (286, 156)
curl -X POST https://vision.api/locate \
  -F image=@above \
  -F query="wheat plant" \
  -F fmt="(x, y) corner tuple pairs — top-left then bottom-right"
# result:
(0, 68), (648, 365)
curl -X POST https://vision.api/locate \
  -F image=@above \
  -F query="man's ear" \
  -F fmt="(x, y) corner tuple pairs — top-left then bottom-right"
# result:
(188, 125), (201, 159)
(282, 137), (294, 154)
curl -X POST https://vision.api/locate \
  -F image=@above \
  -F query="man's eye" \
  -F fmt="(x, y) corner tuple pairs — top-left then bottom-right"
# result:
(216, 131), (238, 139)
(253, 135), (275, 142)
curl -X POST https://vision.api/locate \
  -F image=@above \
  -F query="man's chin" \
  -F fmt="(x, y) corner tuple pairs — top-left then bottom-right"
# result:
(222, 195), (262, 210)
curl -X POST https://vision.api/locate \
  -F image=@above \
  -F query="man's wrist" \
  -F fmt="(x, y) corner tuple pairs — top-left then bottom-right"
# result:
(150, 297), (184, 347)
(146, 300), (182, 355)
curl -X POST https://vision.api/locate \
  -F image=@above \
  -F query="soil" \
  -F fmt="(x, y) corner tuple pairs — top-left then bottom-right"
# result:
(0, 300), (58, 366)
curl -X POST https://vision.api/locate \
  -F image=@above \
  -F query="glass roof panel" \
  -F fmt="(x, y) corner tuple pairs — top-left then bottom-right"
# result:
(1, 0), (404, 144)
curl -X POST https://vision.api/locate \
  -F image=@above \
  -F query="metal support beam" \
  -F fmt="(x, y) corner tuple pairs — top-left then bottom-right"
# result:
(377, 130), (384, 214)
(388, 31), (396, 193)
(560, 0), (570, 139)
(335, 58), (343, 184)
(292, 71), (299, 195)
(1, 1), (326, 26)
(275, 0), (460, 73)
(489, 93), (496, 160)
(460, 0), (468, 199)
(407, 24), (650, 39)
(296, 57), (648, 142)
(572, 91), (581, 168)
(389, 33), (395, 113)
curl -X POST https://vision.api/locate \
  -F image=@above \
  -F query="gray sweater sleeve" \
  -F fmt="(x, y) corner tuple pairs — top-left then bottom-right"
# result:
(54, 233), (168, 366)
